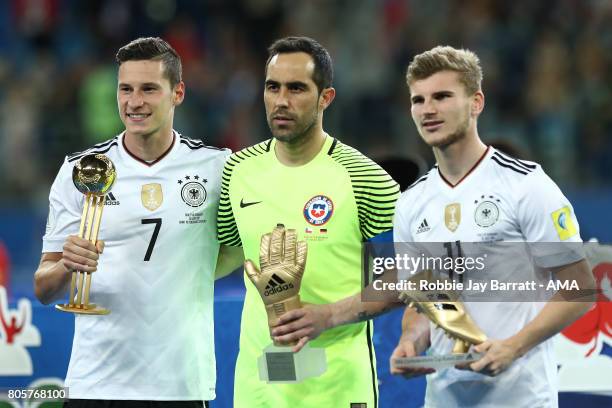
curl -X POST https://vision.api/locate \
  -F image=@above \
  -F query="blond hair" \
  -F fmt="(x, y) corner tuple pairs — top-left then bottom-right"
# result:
(406, 46), (483, 95)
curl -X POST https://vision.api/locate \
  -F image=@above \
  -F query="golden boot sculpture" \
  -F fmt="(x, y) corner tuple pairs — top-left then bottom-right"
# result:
(398, 270), (487, 353)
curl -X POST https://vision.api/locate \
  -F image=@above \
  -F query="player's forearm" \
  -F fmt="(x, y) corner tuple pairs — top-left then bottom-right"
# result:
(399, 306), (430, 354)
(327, 268), (405, 328)
(327, 293), (401, 329)
(34, 258), (71, 305)
(508, 259), (595, 357)
(508, 298), (591, 357)
(214, 245), (244, 280)
(332, 267), (405, 324)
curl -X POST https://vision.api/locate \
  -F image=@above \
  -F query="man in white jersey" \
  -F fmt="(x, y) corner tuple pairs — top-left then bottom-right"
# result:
(34, 37), (229, 408)
(272, 46), (595, 407)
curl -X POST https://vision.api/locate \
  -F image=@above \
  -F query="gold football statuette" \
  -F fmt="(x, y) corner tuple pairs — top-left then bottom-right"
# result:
(399, 270), (487, 353)
(56, 154), (116, 315)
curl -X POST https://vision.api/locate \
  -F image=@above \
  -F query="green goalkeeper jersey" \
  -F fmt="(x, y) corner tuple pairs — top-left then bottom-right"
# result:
(218, 135), (399, 408)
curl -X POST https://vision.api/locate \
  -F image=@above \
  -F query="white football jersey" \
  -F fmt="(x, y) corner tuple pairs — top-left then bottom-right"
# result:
(394, 147), (583, 408)
(43, 131), (229, 400)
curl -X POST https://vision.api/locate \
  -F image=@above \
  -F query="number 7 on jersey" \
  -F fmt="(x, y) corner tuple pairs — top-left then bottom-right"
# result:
(141, 218), (162, 261)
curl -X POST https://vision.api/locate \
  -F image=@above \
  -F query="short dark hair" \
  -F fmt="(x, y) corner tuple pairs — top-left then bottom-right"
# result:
(266, 36), (333, 92)
(116, 37), (182, 88)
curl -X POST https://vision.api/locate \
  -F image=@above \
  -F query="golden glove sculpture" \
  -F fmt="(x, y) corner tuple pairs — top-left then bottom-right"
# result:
(245, 224), (307, 344)
(246, 224), (325, 383)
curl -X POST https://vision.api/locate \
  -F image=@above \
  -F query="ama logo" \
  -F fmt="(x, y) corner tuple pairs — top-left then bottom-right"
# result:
(0, 286), (41, 375)
(304, 195), (334, 226)
(554, 242), (612, 393)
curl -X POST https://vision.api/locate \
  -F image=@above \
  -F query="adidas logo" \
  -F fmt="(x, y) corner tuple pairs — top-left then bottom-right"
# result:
(264, 273), (294, 296)
(105, 192), (120, 206)
(416, 218), (430, 234)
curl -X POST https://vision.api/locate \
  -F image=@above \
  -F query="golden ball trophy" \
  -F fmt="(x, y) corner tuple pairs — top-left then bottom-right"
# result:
(55, 154), (116, 315)
(245, 224), (327, 383)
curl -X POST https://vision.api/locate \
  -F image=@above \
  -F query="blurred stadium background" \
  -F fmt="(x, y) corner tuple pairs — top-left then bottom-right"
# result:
(0, 1), (610, 407)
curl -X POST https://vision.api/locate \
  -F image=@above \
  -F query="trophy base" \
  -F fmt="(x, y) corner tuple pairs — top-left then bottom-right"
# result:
(258, 343), (326, 383)
(55, 303), (110, 315)
(392, 352), (483, 370)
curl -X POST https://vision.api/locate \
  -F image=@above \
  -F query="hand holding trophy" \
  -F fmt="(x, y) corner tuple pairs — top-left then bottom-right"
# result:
(245, 224), (326, 382)
(393, 270), (487, 370)
(55, 154), (116, 315)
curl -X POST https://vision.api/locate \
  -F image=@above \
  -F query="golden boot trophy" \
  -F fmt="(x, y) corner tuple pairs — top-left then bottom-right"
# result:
(55, 154), (116, 315)
(245, 224), (326, 383)
(393, 270), (487, 370)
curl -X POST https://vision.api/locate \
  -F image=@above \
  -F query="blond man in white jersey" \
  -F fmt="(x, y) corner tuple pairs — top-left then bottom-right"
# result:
(272, 46), (595, 407)
(34, 37), (229, 408)
(382, 46), (595, 407)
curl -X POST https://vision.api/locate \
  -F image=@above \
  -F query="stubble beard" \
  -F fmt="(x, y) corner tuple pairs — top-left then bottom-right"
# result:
(423, 109), (471, 149)
(269, 107), (319, 145)
(428, 123), (467, 148)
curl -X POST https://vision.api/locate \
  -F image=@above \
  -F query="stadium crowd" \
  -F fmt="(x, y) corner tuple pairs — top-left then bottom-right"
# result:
(0, 0), (610, 206)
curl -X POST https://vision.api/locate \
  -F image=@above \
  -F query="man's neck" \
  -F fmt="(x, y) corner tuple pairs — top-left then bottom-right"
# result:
(434, 133), (488, 186)
(275, 130), (327, 167)
(124, 130), (174, 162)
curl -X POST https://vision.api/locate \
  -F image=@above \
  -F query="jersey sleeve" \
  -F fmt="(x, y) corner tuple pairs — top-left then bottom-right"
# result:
(217, 154), (242, 247)
(393, 193), (422, 280)
(42, 157), (85, 253)
(517, 167), (584, 267)
(352, 161), (400, 240)
(393, 193), (413, 242)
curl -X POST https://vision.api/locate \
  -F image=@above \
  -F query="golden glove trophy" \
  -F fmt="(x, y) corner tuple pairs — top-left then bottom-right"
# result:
(393, 270), (487, 370)
(55, 154), (116, 315)
(245, 224), (326, 383)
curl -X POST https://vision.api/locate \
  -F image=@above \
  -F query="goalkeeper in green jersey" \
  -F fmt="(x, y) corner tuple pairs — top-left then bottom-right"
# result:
(215, 36), (399, 407)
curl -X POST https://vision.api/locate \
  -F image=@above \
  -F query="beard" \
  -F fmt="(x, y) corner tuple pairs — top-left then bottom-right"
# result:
(428, 122), (468, 148)
(268, 107), (319, 144)
(423, 108), (471, 149)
